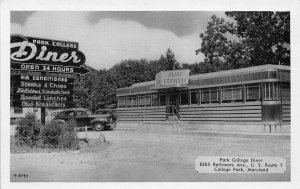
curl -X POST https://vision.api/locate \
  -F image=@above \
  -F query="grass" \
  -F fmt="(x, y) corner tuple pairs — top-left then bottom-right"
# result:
(10, 137), (76, 154)
(10, 136), (108, 154)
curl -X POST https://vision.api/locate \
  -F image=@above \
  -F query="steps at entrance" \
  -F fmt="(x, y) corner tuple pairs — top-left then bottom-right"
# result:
(116, 121), (290, 134)
(167, 115), (179, 121)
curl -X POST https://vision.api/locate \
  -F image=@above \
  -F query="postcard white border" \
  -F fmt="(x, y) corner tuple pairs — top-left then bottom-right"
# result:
(1, 0), (300, 188)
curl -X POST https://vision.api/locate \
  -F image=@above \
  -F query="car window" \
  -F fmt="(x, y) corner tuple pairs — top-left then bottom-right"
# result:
(95, 110), (111, 114)
(58, 111), (74, 117)
(76, 111), (87, 117)
(57, 111), (66, 117)
(67, 111), (75, 116)
(51, 112), (60, 116)
(85, 110), (92, 116)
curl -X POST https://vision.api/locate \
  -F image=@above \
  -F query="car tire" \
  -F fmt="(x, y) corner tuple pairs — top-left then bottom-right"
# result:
(94, 122), (104, 131)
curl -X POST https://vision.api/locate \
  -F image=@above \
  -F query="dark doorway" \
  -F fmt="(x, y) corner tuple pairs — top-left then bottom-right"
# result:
(170, 93), (179, 109)
(167, 93), (180, 119)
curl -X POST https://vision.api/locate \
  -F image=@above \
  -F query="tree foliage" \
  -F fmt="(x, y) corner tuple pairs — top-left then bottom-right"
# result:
(226, 11), (290, 66)
(163, 48), (180, 70)
(196, 11), (290, 71)
(73, 70), (116, 111)
(198, 15), (234, 71)
(15, 113), (40, 147)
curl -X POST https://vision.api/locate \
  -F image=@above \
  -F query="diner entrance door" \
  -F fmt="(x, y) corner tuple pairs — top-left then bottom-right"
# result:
(167, 93), (180, 120)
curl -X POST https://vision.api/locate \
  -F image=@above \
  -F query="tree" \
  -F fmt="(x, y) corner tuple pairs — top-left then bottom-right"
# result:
(223, 40), (250, 69)
(95, 70), (116, 108)
(108, 59), (151, 88)
(73, 68), (117, 111)
(196, 15), (236, 72)
(182, 62), (212, 75)
(196, 12), (290, 71)
(73, 71), (98, 111)
(146, 49), (180, 78)
(225, 11), (290, 66)
(165, 48), (178, 70)
(147, 59), (165, 80)
(159, 48), (180, 71)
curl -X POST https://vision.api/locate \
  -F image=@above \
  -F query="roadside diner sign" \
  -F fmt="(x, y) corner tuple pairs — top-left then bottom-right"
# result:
(10, 34), (90, 108)
(155, 69), (190, 87)
(10, 34), (89, 74)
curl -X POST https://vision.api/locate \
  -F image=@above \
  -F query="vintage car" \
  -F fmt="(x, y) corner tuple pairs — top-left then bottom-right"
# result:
(52, 108), (115, 131)
(94, 109), (117, 127)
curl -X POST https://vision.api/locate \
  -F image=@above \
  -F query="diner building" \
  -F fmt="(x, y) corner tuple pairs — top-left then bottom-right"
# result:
(116, 64), (290, 132)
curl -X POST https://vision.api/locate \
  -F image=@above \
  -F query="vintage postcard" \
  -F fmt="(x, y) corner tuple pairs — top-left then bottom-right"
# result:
(1, 0), (300, 188)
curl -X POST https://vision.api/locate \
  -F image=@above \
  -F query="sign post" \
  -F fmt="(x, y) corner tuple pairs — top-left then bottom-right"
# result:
(41, 106), (46, 125)
(10, 34), (90, 124)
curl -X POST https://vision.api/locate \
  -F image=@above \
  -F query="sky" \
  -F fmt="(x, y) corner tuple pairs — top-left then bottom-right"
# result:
(11, 11), (227, 70)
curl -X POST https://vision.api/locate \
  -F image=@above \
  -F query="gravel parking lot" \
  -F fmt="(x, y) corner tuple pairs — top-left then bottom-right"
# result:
(11, 129), (290, 182)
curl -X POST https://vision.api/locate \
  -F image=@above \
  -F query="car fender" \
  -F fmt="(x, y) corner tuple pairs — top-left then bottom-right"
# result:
(90, 118), (106, 124)
(52, 119), (67, 125)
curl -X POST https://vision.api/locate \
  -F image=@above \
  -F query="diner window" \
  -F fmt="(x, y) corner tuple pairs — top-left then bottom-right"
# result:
(180, 91), (189, 105)
(201, 88), (219, 104)
(126, 95), (137, 108)
(222, 85), (243, 103)
(191, 90), (199, 105)
(151, 93), (159, 106)
(118, 97), (126, 108)
(159, 94), (166, 106)
(281, 83), (290, 101)
(14, 107), (23, 114)
(246, 84), (261, 102)
(263, 82), (280, 101)
(139, 94), (151, 107)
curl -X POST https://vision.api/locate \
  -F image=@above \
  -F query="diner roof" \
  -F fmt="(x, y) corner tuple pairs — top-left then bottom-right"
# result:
(116, 64), (290, 96)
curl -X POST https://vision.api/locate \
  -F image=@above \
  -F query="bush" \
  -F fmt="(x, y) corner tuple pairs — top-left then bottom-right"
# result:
(15, 113), (41, 147)
(15, 113), (79, 150)
(39, 122), (62, 148)
(40, 119), (79, 150)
